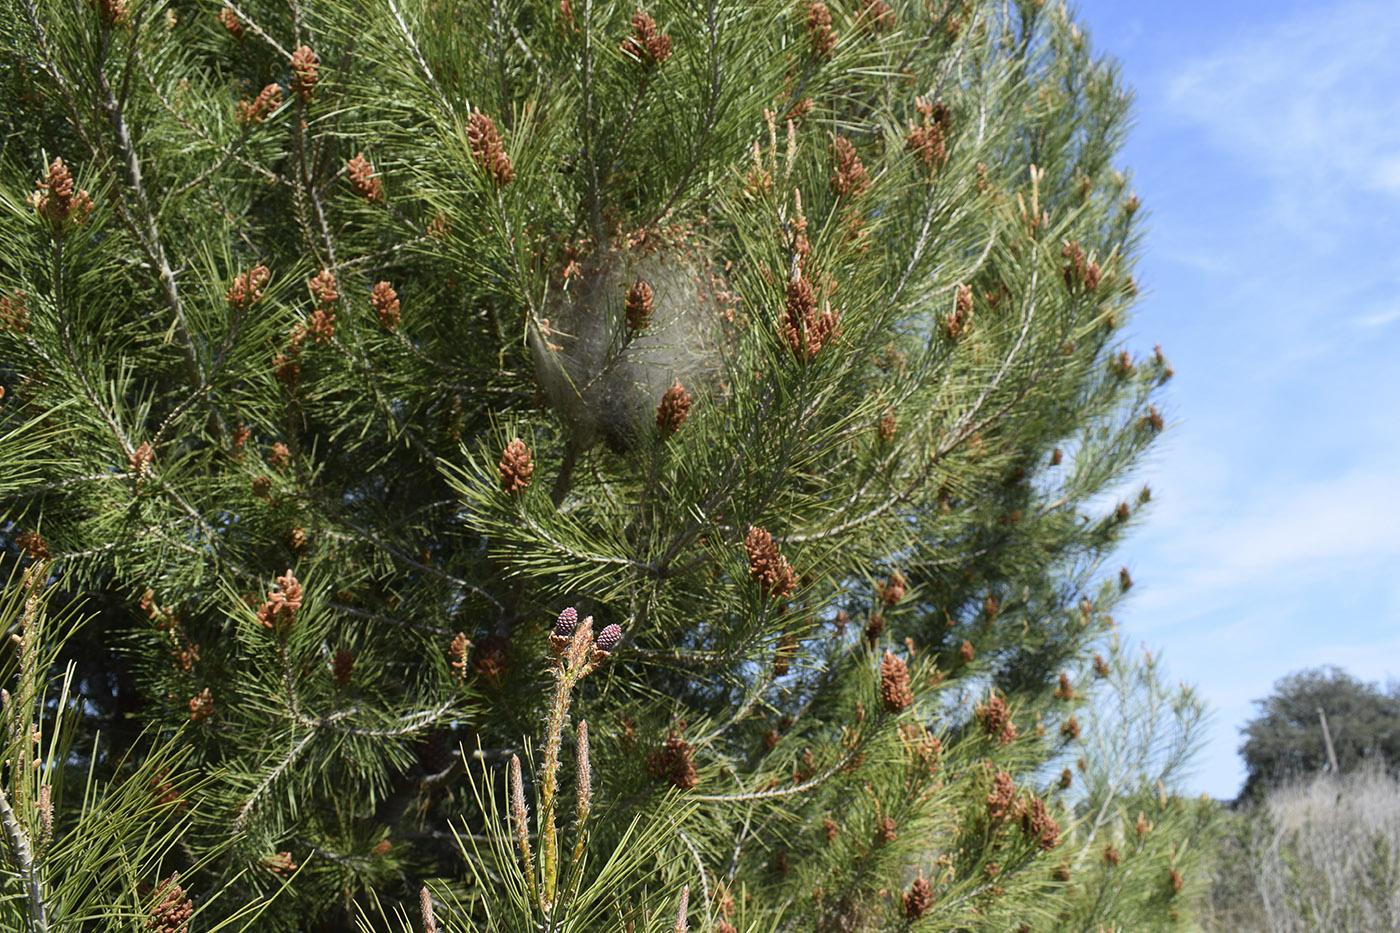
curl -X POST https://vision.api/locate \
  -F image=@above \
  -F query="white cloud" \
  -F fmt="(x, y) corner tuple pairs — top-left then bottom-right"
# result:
(1355, 307), (1400, 327)
(1165, 1), (1400, 236)
(1131, 464), (1400, 621)
(1374, 156), (1400, 195)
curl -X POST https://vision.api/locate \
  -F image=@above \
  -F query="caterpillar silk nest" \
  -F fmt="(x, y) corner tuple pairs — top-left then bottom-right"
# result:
(530, 239), (726, 452)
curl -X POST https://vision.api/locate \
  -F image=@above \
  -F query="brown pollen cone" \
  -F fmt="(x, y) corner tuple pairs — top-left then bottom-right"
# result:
(467, 112), (515, 185)
(290, 46), (320, 100)
(656, 380), (692, 437)
(772, 632), (797, 676)
(332, 648), (354, 686)
(472, 634), (510, 687)
(648, 732), (698, 790)
(620, 10), (673, 67)
(864, 612), (884, 644)
(498, 438), (534, 493)
(782, 274), (841, 360)
(806, 1), (836, 57)
(226, 265), (271, 308)
(879, 651), (912, 713)
(878, 409), (897, 441)
(880, 571), (905, 605)
(903, 875), (932, 920)
(217, 7), (243, 40)
(448, 632), (470, 683)
(347, 153), (384, 203)
(858, 0), (895, 33)
(255, 571), (303, 629)
(371, 282), (401, 328)
(128, 442), (153, 480)
(1021, 796), (1060, 850)
(987, 769), (1018, 821)
(1062, 241), (1087, 289)
(31, 157), (94, 227)
(976, 694), (1009, 736)
(237, 83), (282, 124)
(308, 269), (339, 305)
(905, 96), (949, 170)
(263, 851), (297, 875)
(148, 875), (193, 933)
(943, 284), (973, 339)
(92, 0), (128, 27)
(744, 526), (795, 598)
(0, 290), (30, 332)
(905, 120), (946, 169)
(187, 688), (214, 722)
(828, 135), (868, 198)
(306, 307), (335, 343)
(625, 278), (655, 331)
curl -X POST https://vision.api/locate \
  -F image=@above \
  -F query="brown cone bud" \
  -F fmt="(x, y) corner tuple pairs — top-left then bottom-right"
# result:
(625, 279), (655, 331)
(903, 875), (932, 919)
(744, 526), (795, 598)
(879, 651), (912, 713)
(347, 153), (384, 203)
(656, 380), (692, 437)
(371, 281), (401, 328)
(621, 11), (673, 67)
(290, 46), (320, 101)
(148, 875), (193, 933)
(467, 112), (514, 185)
(498, 439), (534, 493)
(806, 1), (836, 57)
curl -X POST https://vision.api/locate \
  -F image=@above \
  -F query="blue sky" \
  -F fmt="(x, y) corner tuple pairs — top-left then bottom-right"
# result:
(1068, 0), (1400, 798)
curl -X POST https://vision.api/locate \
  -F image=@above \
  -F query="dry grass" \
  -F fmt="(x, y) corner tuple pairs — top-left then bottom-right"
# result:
(1204, 764), (1400, 932)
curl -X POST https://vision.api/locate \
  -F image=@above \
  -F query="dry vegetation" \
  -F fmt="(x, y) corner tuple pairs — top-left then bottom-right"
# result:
(1205, 764), (1400, 932)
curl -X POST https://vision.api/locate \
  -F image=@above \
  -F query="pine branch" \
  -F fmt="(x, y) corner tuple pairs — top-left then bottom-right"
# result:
(0, 786), (48, 933)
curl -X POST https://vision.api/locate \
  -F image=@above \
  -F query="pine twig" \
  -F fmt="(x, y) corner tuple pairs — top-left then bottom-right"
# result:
(0, 786), (48, 933)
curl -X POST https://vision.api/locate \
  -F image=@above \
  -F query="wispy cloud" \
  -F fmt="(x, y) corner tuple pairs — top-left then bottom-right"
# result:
(1355, 307), (1400, 328)
(1165, 1), (1400, 236)
(1131, 461), (1400, 621)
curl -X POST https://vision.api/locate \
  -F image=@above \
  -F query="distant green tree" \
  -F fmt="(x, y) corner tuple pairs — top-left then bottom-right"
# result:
(1238, 666), (1400, 798)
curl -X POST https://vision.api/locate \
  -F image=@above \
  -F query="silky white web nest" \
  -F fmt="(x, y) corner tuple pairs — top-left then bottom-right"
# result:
(529, 241), (725, 453)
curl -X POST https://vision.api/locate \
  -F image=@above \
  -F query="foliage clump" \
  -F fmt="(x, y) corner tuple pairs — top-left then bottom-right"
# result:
(0, 0), (1208, 928)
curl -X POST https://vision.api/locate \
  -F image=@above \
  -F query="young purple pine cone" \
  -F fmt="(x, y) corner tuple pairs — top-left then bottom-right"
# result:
(595, 624), (622, 653)
(549, 606), (579, 657)
(553, 607), (578, 638)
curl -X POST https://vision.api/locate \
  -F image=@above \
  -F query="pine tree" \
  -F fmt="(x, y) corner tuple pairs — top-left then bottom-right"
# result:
(0, 0), (1204, 928)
